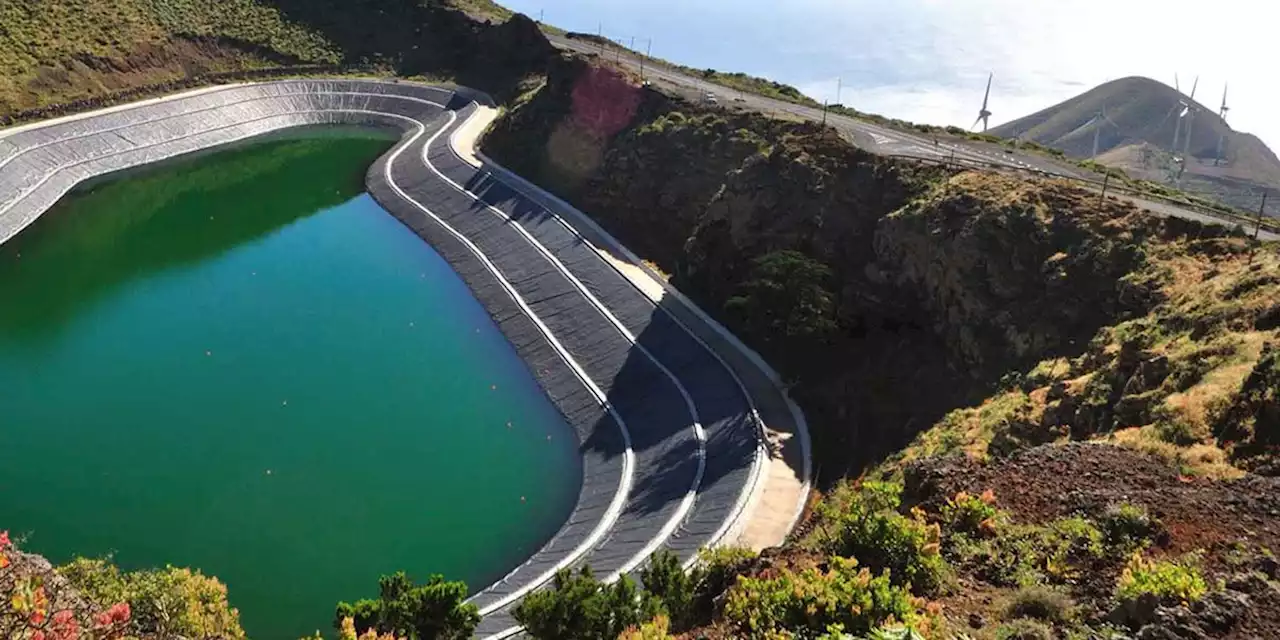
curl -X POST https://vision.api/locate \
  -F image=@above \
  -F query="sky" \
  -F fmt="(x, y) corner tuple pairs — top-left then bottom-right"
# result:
(500, 0), (1278, 150)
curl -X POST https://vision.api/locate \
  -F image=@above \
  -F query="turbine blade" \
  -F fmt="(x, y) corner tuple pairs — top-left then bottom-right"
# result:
(973, 115), (984, 130)
(982, 73), (992, 109)
(1190, 76), (1199, 100)
(1175, 73), (1180, 93)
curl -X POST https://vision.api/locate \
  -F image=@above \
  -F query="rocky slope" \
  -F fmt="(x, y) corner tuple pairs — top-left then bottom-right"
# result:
(486, 57), (1196, 475)
(485, 56), (1280, 638)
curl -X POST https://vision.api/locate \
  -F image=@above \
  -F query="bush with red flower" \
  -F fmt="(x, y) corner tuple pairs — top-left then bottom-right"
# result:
(2, 530), (243, 640)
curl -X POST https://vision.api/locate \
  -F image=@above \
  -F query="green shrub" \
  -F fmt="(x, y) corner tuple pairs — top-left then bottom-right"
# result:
(723, 556), (919, 637)
(1099, 503), (1161, 553)
(333, 571), (478, 640)
(951, 517), (1103, 587)
(639, 550), (694, 628)
(1003, 585), (1075, 623)
(995, 618), (1054, 640)
(819, 482), (948, 595)
(690, 546), (756, 616)
(59, 558), (245, 639)
(1115, 554), (1207, 605)
(617, 614), (676, 640)
(939, 490), (1001, 536)
(514, 566), (657, 640)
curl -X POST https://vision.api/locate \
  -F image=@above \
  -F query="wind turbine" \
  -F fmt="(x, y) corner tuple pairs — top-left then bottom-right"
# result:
(1183, 76), (1199, 156)
(1215, 83), (1230, 166)
(1087, 103), (1120, 158)
(1178, 76), (1200, 179)
(1170, 74), (1186, 154)
(972, 73), (993, 132)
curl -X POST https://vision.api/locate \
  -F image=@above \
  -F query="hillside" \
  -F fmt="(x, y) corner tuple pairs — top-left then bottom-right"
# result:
(485, 57), (1280, 639)
(992, 76), (1280, 210)
(0, 0), (545, 117)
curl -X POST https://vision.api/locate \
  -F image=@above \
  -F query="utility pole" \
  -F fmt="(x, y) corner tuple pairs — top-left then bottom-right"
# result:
(1254, 190), (1269, 242)
(835, 77), (842, 107)
(538, 9), (544, 23)
(597, 23), (605, 56)
(639, 38), (650, 81)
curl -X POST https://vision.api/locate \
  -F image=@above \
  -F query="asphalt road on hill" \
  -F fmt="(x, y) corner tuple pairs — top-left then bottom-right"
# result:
(547, 34), (1279, 242)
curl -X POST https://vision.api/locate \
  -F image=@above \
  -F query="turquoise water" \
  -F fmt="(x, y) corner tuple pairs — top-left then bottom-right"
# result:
(0, 129), (581, 638)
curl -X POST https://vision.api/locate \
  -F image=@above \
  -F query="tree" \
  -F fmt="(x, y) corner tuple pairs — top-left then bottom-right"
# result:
(725, 250), (838, 345)
(334, 572), (478, 640)
(513, 566), (657, 640)
(638, 551), (693, 628)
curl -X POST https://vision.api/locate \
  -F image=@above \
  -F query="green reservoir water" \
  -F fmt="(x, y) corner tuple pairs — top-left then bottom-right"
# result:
(0, 129), (581, 638)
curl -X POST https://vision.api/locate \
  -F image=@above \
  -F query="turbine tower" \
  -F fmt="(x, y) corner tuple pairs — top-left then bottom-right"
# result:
(1182, 76), (1199, 163)
(972, 73), (993, 132)
(1215, 83), (1230, 166)
(1088, 103), (1119, 158)
(1171, 74), (1187, 154)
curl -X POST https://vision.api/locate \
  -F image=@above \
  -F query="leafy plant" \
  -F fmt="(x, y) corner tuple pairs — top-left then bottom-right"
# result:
(514, 566), (657, 640)
(617, 614), (675, 640)
(1099, 503), (1161, 554)
(950, 517), (1103, 587)
(723, 556), (920, 637)
(1115, 553), (1207, 605)
(639, 550), (694, 628)
(333, 572), (478, 640)
(59, 557), (241, 639)
(817, 482), (948, 595)
(939, 490), (1001, 537)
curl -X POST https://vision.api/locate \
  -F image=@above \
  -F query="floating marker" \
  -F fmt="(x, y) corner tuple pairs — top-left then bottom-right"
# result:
(546, 434), (552, 441)
(491, 384), (497, 391)
(506, 421), (512, 429)
(205, 350), (212, 357)
(520, 496), (526, 502)
(266, 469), (273, 475)
(409, 322), (415, 328)
(282, 400), (288, 406)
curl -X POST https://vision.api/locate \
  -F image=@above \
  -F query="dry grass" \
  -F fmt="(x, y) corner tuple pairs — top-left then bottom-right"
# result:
(1107, 427), (1244, 480)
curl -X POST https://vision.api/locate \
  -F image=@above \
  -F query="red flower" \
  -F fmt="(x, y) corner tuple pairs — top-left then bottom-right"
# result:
(31, 632), (45, 640)
(50, 610), (79, 640)
(0, 530), (10, 548)
(108, 602), (130, 623)
(96, 602), (130, 627)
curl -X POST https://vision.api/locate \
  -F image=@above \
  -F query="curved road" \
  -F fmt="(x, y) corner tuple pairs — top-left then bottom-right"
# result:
(0, 79), (792, 638)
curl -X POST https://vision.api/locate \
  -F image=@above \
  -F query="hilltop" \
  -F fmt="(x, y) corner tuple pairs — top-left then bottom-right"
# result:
(993, 76), (1280, 211)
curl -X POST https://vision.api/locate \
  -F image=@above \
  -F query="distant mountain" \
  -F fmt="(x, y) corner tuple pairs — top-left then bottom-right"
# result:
(992, 76), (1280, 208)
